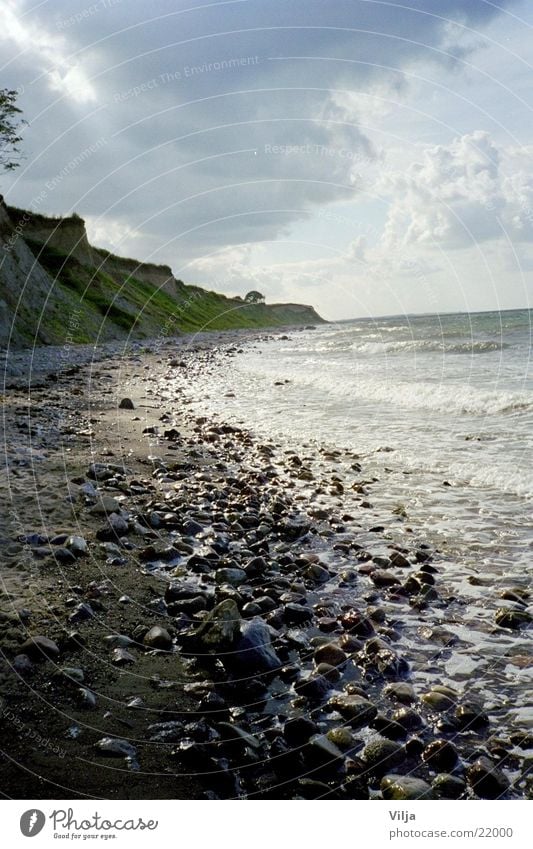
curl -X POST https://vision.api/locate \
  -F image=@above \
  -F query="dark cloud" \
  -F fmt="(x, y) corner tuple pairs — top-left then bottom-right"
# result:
(0, 0), (519, 274)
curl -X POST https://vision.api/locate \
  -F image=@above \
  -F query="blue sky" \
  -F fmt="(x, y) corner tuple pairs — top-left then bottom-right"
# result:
(1, 0), (533, 319)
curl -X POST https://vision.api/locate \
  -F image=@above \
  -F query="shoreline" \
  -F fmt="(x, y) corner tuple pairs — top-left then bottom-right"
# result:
(0, 328), (530, 800)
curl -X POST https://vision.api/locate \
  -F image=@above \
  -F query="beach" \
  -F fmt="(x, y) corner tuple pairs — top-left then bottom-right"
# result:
(0, 324), (531, 800)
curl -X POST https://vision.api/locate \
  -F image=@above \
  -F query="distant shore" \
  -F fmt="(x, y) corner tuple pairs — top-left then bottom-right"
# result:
(0, 327), (529, 800)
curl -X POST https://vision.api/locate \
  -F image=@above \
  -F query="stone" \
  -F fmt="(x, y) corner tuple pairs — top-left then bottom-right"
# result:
(306, 564), (331, 583)
(422, 739), (459, 771)
(112, 647), (136, 665)
(188, 599), (241, 650)
(12, 654), (33, 674)
(55, 547), (77, 564)
(19, 635), (60, 660)
(421, 690), (457, 711)
(215, 568), (246, 586)
(391, 707), (423, 731)
(328, 694), (377, 727)
(495, 607), (532, 629)
(183, 519), (204, 536)
(432, 774), (466, 799)
(389, 551), (411, 568)
(371, 569), (401, 587)
(54, 666), (85, 684)
(77, 687), (97, 709)
(467, 757), (510, 799)
(327, 727), (358, 750)
(69, 603), (94, 623)
(455, 701), (489, 731)
(383, 682), (416, 704)
(119, 398), (135, 409)
(242, 556), (267, 578)
(226, 619), (281, 674)
(314, 643), (347, 668)
(283, 602), (313, 625)
(143, 626), (173, 650)
(95, 737), (137, 758)
(363, 739), (405, 776)
(90, 495), (122, 514)
(315, 662), (341, 683)
(381, 775), (435, 800)
(304, 734), (345, 766)
(294, 673), (332, 701)
(65, 535), (88, 557)
(284, 716), (319, 747)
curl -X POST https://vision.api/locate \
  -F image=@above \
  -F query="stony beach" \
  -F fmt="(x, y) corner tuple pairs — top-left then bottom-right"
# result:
(0, 329), (531, 800)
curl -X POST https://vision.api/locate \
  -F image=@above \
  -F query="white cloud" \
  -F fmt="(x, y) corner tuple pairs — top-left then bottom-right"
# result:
(0, 0), (96, 103)
(378, 131), (533, 250)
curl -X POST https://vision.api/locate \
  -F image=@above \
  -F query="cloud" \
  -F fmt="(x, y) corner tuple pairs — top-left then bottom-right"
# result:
(378, 130), (533, 249)
(0, 0), (96, 103)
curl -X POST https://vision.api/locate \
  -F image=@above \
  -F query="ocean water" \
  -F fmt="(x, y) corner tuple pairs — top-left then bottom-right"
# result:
(185, 309), (532, 723)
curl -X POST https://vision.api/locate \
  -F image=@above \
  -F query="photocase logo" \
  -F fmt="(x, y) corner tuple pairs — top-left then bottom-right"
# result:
(20, 810), (46, 837)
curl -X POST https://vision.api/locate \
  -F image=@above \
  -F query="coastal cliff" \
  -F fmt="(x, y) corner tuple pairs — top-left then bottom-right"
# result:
(0, 199), (324, 347)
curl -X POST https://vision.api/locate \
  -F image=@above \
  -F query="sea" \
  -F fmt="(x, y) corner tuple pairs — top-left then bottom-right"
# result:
(186, 308), (532, 729)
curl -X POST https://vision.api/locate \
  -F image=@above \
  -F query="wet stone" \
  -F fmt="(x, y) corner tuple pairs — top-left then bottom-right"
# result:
(362, 738), (405, 776)
(327, 694), (377, 727)
(421, 690), (457, 712)
(371, 570), (401, 588)
(215, 568), (246, 586)
(384, 682), (416, 704)
(422, 739), (459, 771)
(391, 707), (424, 731)
(381, 775), (435, 800)
(455, 701), (489, 731)
(314, 643), (348, 668)
(495, 607), (532, 630)
(432, 774), (466, 799)
(467, 756), (510, 799)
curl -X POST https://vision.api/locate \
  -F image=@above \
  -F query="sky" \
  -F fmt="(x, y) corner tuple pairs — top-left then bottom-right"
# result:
(1, 0), (533, 320)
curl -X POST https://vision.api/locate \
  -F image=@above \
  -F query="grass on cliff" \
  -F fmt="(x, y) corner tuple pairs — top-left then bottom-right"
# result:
(24, 240), (320, 342)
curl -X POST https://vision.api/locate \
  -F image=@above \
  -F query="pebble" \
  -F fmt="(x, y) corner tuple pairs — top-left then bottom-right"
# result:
(432, 774), (466, 799)
(422, 739), (459, 771)
(90, 495), (122, 514)
(391, 706), (424, 731)
(467, 756), (510, 799)
(143, 626), (173, 650)
(421, 689), (457, 711)
(314, 643), (348, 668)
(112, 647), (136, 665)
(66, 535), (88, 556)
(119, 398), (135, 409)
(12, 653), (33, 674)
(215, 567), (246, 586)
(362, 738), (405, 776)
(328, 693), (377, 727)
(383, 682), (416, 704)
(77, 688), (97, 709)
(381, 775), (435, 800)
(95, 737), (137, 758)
(19, 635), (60, 660)
(495, 607), (532, 629)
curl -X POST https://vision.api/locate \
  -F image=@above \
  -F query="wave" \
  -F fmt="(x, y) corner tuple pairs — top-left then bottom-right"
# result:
(275, 370), (533, 416)
(351, 339), (509, 355)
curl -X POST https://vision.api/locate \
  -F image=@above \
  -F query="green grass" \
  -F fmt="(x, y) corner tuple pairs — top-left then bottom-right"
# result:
(22, 239), (323, 343)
